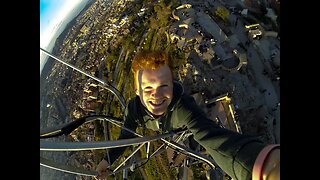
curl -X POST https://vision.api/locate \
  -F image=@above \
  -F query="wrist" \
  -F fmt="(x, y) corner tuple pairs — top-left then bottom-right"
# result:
(101, 158), (111, 169)
(252, 144), (280, 180)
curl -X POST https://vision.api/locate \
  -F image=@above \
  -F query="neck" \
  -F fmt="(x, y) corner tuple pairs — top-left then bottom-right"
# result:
(144, 107), (164, 119)
(152, 114), (163, 119)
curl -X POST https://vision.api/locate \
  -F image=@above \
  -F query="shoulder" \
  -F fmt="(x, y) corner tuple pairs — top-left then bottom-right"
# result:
(125, 96), (140, 116)
(171, 81), (198, 109)
(127, 96), (142, 108)
(123, 96), (142, 126)
(173, 93), (209, 120)
(172, 93), (204, 117)
(176, 94), (199, 110)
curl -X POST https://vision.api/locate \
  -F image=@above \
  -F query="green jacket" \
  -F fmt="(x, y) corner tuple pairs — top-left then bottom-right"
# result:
(106, 82), (266, 180)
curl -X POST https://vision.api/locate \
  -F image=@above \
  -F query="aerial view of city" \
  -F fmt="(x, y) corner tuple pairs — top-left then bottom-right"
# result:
(40, 0), (280, 179)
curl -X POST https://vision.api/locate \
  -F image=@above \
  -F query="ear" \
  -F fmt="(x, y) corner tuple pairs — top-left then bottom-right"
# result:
(135, 88), (139, 96)
(133, 82), (139, 96)
(134, 71), (141, 96)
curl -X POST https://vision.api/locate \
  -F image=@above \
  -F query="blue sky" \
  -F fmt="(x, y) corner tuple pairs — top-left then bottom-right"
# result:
(40, 0), (82, 47)
(40, 0), (60, 34)
(40, 0), (84, 74)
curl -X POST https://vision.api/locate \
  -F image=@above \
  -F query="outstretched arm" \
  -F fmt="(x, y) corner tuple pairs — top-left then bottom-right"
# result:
(175, 94), (268, 180)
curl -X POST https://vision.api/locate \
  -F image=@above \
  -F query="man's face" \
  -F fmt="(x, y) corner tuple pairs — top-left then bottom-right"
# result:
(135, 65), (173, 116)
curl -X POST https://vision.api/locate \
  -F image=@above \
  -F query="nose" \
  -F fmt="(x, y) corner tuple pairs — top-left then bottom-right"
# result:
(151, 88), (161, 98)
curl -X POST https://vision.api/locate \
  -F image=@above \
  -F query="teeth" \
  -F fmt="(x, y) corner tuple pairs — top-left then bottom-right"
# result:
(150, 100), (164, 105)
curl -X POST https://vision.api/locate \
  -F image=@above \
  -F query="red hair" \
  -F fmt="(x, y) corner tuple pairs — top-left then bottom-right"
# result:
(131, 50), (173, 88)
(132, 51), (172, 71)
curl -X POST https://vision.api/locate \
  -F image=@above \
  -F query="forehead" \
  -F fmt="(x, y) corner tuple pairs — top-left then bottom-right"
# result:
(138, 65), (172, 85)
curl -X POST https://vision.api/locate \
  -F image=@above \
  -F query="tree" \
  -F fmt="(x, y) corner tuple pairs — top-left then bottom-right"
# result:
(215, 7), (230, 23)
(154, 3), (171, 27)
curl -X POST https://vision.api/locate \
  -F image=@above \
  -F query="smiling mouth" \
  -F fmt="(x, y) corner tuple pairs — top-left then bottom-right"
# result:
(149, 100), (165, 107)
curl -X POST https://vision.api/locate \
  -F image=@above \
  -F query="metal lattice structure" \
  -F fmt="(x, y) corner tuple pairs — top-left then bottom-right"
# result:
(40, 48), (239, 179)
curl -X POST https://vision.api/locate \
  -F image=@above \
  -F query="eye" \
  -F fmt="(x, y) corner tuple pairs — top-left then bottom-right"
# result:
(160, 84), (168, 88)
(143, 86), (153, 92)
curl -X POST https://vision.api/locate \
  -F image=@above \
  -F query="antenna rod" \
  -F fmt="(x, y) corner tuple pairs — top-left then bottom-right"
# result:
(41, 47), (106, 84)
(40, 47), (126, 109)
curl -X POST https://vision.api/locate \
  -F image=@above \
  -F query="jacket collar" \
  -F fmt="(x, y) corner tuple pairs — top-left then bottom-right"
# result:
(168, 81), (184, 111)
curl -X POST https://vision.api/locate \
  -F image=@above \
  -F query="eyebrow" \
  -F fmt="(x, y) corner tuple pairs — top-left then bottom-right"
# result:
(141, 82), (150, 86)
(141, 81), (170, 86)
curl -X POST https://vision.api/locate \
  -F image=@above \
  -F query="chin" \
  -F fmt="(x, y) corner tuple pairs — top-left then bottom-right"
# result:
(149, 107), (166, 116)
(152, 111), (165, 116)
